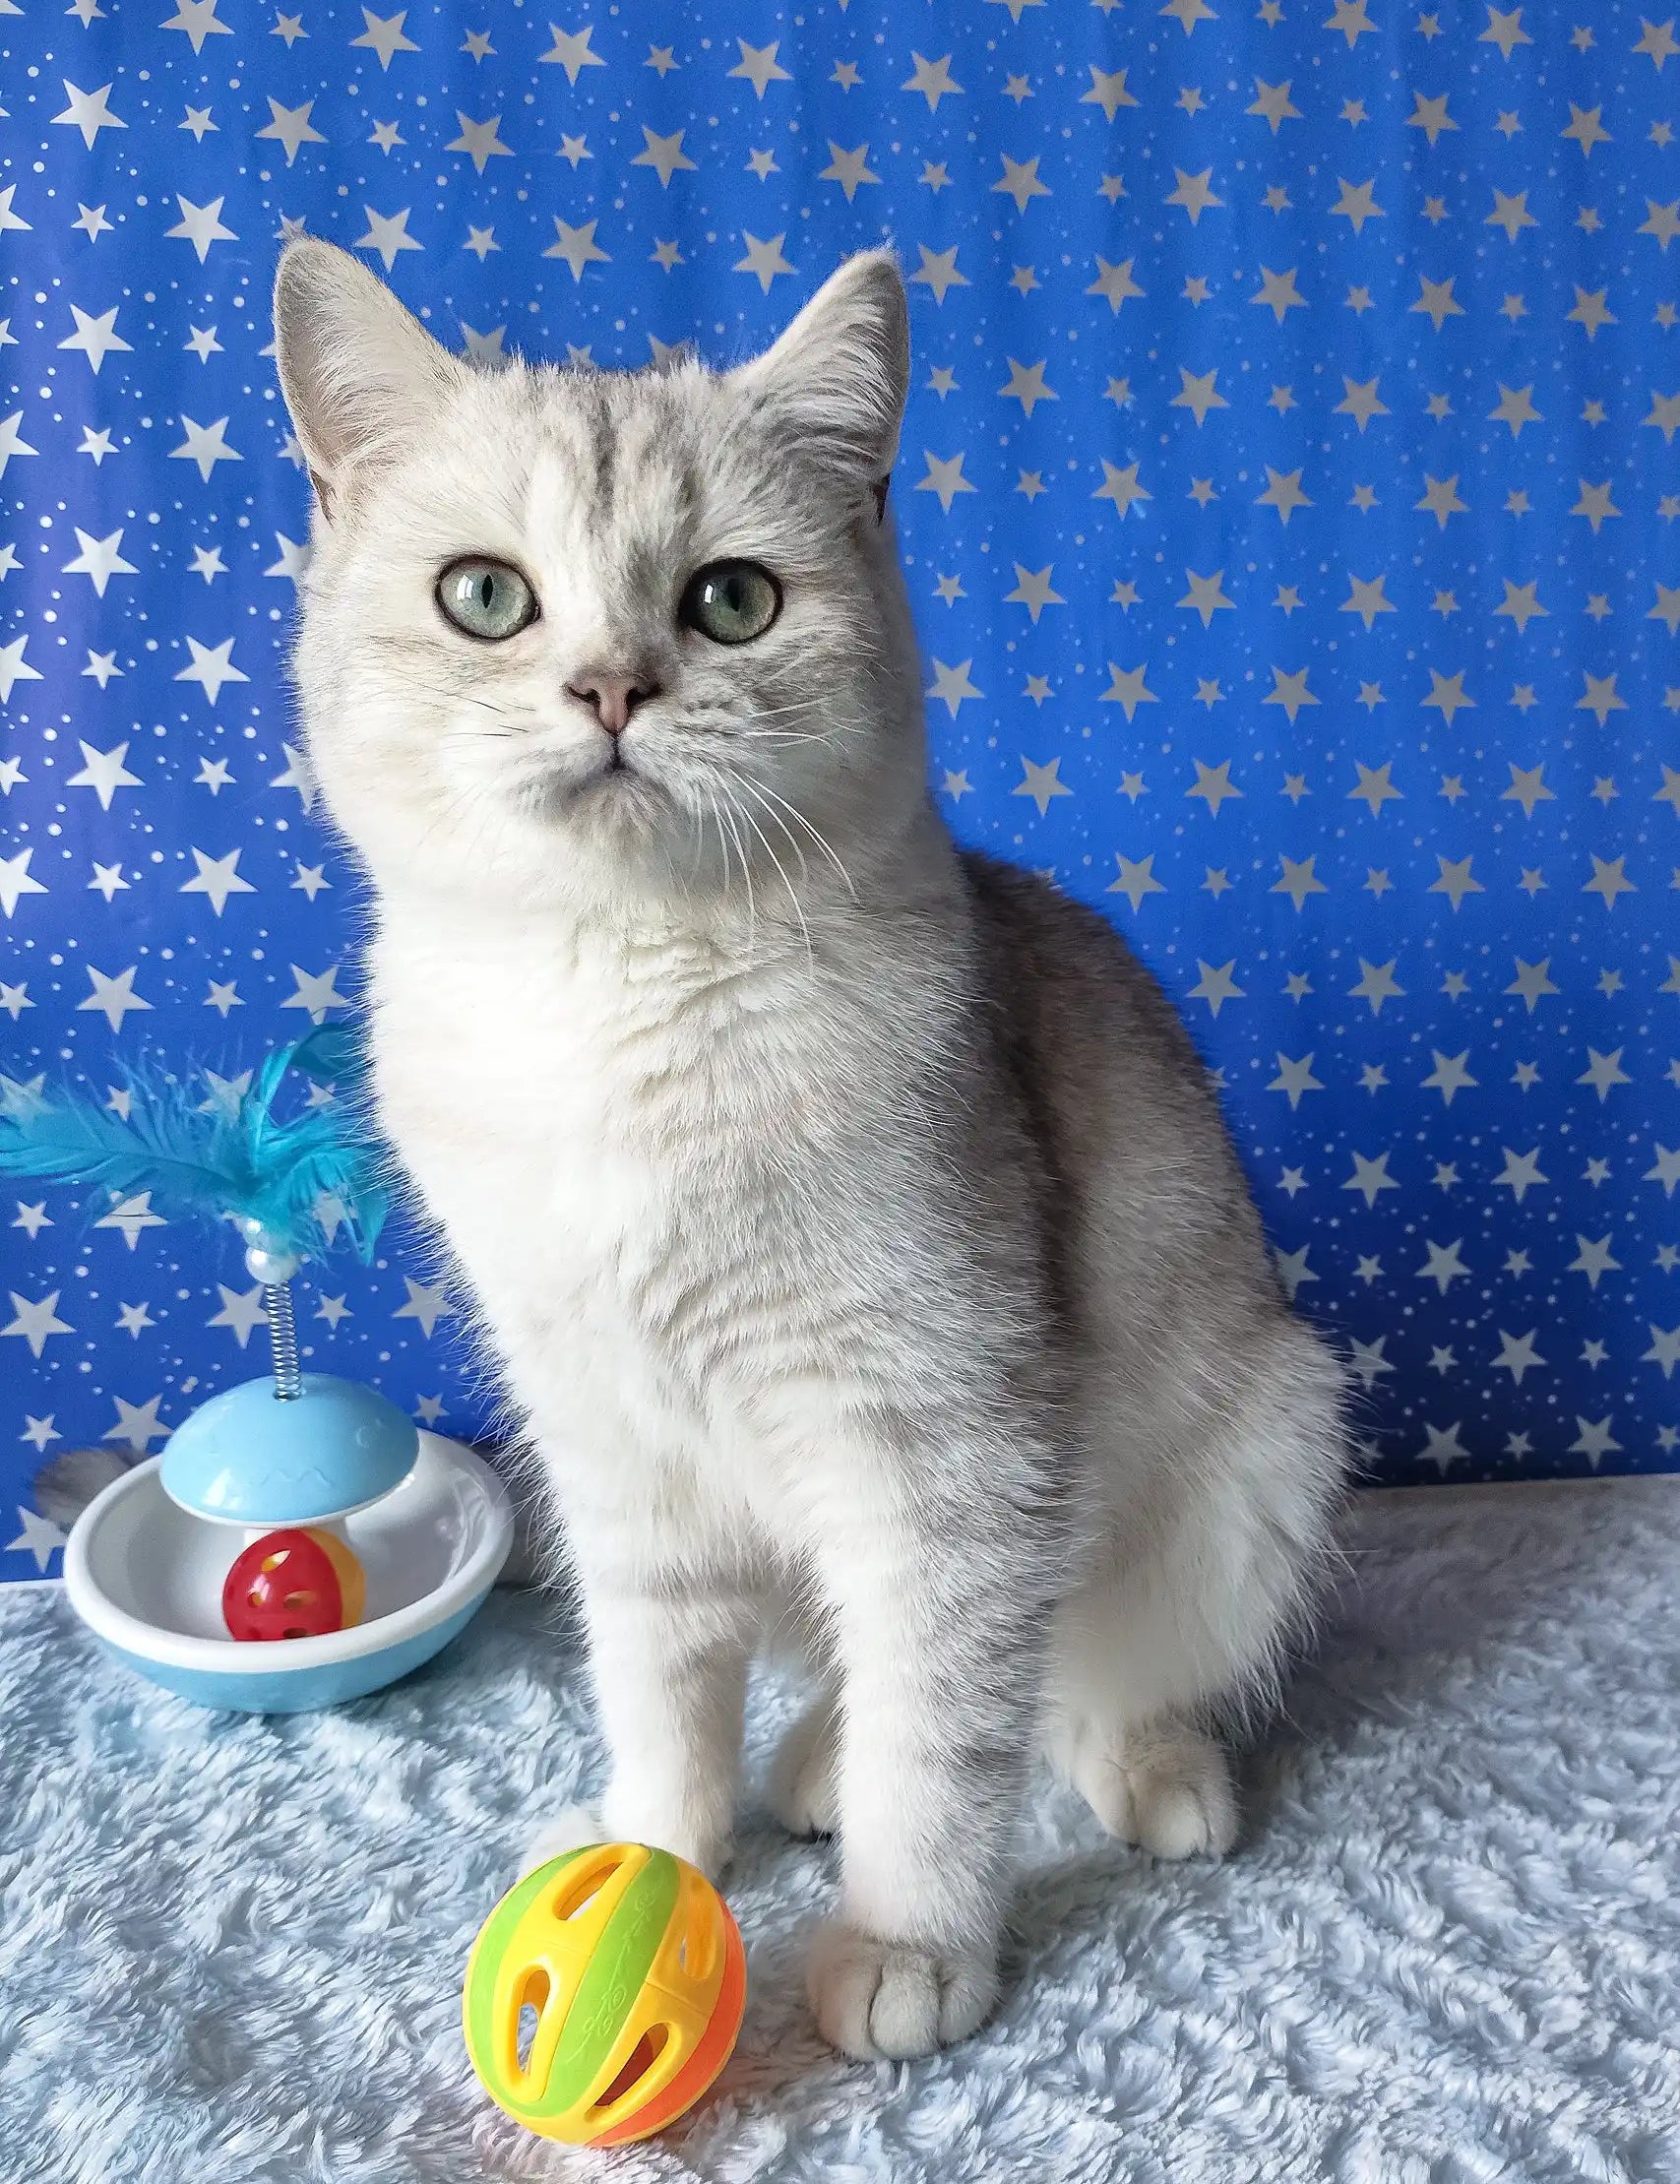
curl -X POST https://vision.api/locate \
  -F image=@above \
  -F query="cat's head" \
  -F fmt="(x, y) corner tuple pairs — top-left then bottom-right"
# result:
(272, 240), (920, 921)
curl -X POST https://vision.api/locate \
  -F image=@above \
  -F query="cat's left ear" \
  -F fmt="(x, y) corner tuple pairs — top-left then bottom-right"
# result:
(735, 250), (909, 515)
(274, 237), (465, 519)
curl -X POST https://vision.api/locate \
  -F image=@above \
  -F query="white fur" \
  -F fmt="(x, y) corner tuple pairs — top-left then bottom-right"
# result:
(274, 241), (1351, 2060)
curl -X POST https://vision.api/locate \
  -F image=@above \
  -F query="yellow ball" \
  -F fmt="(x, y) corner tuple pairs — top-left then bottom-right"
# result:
(462, 1842), (746, 2147)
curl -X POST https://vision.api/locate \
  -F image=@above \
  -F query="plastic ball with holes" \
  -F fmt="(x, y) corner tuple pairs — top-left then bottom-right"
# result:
(463, 1841), (747, 2146)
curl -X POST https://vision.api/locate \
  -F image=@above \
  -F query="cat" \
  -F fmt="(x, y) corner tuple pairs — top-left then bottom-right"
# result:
(273, 239), (1350, 2062)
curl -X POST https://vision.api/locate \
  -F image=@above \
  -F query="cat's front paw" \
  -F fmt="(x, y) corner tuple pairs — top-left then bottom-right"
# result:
(806, 1922), (999, 2059)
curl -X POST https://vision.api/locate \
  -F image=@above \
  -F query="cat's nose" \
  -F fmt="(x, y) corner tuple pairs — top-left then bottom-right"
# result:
(564, 673), (660, 736)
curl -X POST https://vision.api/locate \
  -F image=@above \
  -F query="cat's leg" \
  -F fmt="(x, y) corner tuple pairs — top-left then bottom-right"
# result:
(798, 1419), (1060, 2061)
(1046, 1323), (1347, 1859)
(526, 1529), (760, 1885)
(767, 1688), (840, 1838)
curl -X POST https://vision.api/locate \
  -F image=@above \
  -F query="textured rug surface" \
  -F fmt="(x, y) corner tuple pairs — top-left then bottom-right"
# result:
(4, 1477), (1679, 2184)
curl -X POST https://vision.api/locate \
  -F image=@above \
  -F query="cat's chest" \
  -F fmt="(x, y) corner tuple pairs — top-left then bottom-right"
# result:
(370, 922), (833, 1284)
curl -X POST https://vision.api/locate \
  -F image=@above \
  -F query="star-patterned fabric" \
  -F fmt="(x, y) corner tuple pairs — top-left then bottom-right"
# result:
(2, 0), (1679, 1584)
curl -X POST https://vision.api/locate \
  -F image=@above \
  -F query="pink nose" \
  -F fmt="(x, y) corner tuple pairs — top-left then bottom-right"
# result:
(565, 673), (659, 736)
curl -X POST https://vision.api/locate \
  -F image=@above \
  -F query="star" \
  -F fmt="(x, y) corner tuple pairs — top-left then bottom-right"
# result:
(395, 1277), (455, 1337)
(1502, 770), (1555, 824)
(436, 110), (506, 174)
(1, 1287), (73, 1359)
(0, 186), (31, 236)
(1569, 1416), (1621, 1469)
(115, 1301), (156, 1338)
(1428, 855), (1483, 910)
(180, 106), (216, 141)
(927, 658), (984, 716)
(1406, 93), (1458, 146)
(104, 1395), (167, 1452)
(270, 743), (318, 811)
(1250, 266), (1309, 329)
(257, 97), (327, 166)
(1268, 1053), (1323, 1109)
(1097, 853), (1162, 916)
(62, 528), (137, 596)
(1256, 468), (1312, 525)
(902, 50), (963, 109)
(1100, 663), (1159, 721)
(1082, 66), (1138, 120)
(281, 963), (344, 1021)
(184, 326), (223, 362)
(539, 218), (608, 282)
(88, 862), (128, 901)
(0, 633), (41, 708)
(1480, 7), (1532, 59)
(1336, 1152), (1395, 1209)
(1649, 586), (1680, 638)
(52, 79), (128, 149)
(1409, 276), (1463, 333)
(168, 416), (242, 486)
(1577, 673), (1626, 726)
(1166, 168), (1223, 223)
(1567, 287), (1616, 341)
(1350, 959), (1404, 1014)
(1340, 575), (1396, 630)
(208, 1283), (268, 1347)
(1007, 756), (1072, 818)
(1582, 855), (1636, 909)
(174, 636), (248, 704)
(353, 8), (420, 66)
(1347, 762), (1401, 815)
(67, 739), (141, 808)
(1417, 1239), (1469, 1293)
(1176, 569), (1235, 628)
(5, 1506), (67, 1574)
(1086, 257), (1145, 313)
(1492, 1147), (1547, 1202)
(729, 38), (793, 97)
(83, 654), (121, 689)
(997, 360), (1056, 419)
(631, 127), (696, 188)
(178, 846), (256, 916)
(160, 0), (232, 51)
(1325, 0), (1378, 43)
(1188, 760), (1242, 815)
(0, 851), (46, 919)
(1247, 78), (1302, 132)
(1637, 16), (1680, 67)
(820, 143), (879, 202)
(1167, 368), (1226, 428)
(1489, 385), (1542, 437)
(1331, 179), (1383, 233)
(78, 964), (153, 1032)
(354, 205), (421, 271)
(1423, 669), (1473, 723)
(1159, 0), (1217, 30)
(1186, 960), (1242, 1017)
(909, 246), (969, 306)
(58, 305), (133, 375)
(1422, 1049), (1477, 1104)
(992, 155), (1051, 215)
(1561, 103), (1612, 158)
(463, 225), (498, 261)
(0, 412), (37, 478)
(1272, 1246), (1315, 1302)
(1263, 667), (1318, 723)
(1485, 190), (1536, 241)
(1570, 480), (1620, 533)
(1005, 567), (1065, 624)
(734, 232), (795, 292)
(165, 194), (236, 261)
(95, 1191), (165, 1247)
(1271, 855), (1327, 912)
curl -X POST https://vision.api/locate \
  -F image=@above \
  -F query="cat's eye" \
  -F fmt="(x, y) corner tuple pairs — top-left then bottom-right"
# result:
(679, 560), (781, 646)
(435, 557), (539, 642)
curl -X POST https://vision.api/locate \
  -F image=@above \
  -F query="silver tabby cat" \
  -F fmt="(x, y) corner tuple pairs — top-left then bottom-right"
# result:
(274, 240), (1349, 2061)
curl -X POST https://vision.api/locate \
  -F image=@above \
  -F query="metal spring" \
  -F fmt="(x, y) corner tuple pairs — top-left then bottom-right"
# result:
(263, 1280), (303, 1401)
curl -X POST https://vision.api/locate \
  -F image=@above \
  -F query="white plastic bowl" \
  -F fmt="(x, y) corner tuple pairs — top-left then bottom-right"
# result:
(64, 1432), (514, 1713)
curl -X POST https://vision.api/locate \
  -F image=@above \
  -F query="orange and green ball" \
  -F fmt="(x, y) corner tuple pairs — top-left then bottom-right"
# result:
(463, 1842), (746, 2147)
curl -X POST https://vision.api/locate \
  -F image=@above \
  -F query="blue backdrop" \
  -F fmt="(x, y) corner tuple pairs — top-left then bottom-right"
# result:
(2, 0), (1678, 1582)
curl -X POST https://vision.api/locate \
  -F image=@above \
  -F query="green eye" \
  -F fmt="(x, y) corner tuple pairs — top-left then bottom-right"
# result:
(436, 557), (538, 641)
(679, 560), (781, 646)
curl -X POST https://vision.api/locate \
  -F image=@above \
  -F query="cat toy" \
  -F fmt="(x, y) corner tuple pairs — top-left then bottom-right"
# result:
(8, 1028), (513, 1711)
(463, 1843), (747, 2147)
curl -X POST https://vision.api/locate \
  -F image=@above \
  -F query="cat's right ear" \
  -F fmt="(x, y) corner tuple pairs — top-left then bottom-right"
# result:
(273, 238), (462, 519)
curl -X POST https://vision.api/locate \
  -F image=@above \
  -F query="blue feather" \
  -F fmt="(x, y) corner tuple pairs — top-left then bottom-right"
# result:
(0, 1035), (390, 1264)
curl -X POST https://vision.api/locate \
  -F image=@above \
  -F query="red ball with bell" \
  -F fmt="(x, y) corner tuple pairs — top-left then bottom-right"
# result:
(221, 1527), (368, 1642)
